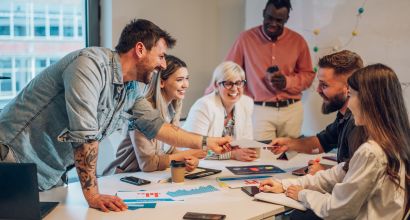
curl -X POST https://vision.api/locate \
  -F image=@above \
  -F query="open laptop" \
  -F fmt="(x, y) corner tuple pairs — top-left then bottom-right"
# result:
(0, 163), (59, 220)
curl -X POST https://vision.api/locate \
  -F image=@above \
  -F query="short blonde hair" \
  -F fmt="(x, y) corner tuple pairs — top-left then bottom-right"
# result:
(208, 61), (245, 91)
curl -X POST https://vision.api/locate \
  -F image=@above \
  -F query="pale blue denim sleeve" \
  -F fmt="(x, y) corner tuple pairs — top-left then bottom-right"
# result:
(128, 97), (165, 140)
(59, 55), (102, 144)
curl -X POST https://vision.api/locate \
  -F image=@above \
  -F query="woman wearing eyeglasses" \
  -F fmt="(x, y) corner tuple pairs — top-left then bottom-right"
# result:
(183, 61), (257, 161)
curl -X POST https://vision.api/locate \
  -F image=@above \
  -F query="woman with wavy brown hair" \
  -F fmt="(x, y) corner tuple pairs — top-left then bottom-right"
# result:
(260, 63), (409, 219)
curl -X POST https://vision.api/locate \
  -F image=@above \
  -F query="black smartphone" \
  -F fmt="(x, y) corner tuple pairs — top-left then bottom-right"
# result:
(241, 186), (260, 197)
(266, 65), (279, 74)
(291, 166), (309, 176)
(183, 212), (226, 220)
(120, 176), (151, 186)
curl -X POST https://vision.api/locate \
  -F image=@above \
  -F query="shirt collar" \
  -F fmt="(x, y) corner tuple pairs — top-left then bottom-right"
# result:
(337, 108), (352, 123)
(260, 25), (288, 42)
(112, 51), (124, 85)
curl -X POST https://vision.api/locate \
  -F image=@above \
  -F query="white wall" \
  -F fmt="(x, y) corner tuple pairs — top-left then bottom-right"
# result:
(96, 0), (245, 175)
(102, 0), (245, 118)
(245, 0), (410, 135)
(92, 0), (410, 175)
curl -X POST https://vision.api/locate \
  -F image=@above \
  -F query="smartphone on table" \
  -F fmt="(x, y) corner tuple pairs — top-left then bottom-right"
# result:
(291, 166), (309, 176)
(183, 212), (226, 220)
(120, 176), (151, 186)
(241, 186), (260, 197)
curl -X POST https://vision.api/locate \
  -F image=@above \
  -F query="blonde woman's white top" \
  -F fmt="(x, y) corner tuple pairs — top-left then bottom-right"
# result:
(183, 92), (254, 140)
(281, 140), (406, 220)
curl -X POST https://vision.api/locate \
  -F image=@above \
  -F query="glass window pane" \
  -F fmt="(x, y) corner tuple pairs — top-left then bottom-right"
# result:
(0, 0), (86, 108)
(0, 16), (10, 36)
(14, 16), (27, 36)
(0, 72), (12, 92)
(0, 58), (12, 68)
(35, 58), (47, 74)
(63, 17), (74, 37)
(0, 2), (10, 13)
(15, 57), (31, 91)
(50, 58), (59, 65)
(34, 17), (46, 36)
(49, 18), (59, 36)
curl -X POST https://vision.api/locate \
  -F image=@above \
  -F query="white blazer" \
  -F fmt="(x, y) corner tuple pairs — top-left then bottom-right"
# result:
(183, 92), (254, 139)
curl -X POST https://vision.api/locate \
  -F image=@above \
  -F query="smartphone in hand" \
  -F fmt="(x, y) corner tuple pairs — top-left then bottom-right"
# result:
(241, 186), (260, 197)
(120, 176), (151, 186)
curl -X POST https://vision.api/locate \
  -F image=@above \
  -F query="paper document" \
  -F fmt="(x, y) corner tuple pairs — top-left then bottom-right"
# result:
(116, 191), (177, 203)
(216, 175), (272, 188)
(254, 192), (307, 211)
(230, 139), (269, 148)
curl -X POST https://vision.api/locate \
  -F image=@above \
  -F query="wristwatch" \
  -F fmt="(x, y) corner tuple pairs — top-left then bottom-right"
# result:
(201, 136), (208, 151)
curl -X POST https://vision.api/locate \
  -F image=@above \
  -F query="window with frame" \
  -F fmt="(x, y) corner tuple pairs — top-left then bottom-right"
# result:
(0, 0), (87, 108)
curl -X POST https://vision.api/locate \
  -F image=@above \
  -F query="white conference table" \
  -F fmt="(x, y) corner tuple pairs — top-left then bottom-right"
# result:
(40, 149), (336, 220)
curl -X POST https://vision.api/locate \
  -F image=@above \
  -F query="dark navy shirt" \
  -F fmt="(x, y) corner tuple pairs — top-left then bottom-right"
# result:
(316, 109), (357, 163)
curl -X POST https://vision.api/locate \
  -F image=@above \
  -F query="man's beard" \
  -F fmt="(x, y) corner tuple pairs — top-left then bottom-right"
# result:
(321, 92), (347, 114)
(137, 59), (156, 84)
(142, 70), (155, 84)
(263, 24), (283, 41)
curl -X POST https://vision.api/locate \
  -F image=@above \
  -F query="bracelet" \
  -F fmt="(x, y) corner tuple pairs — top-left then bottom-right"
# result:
(201, 136), (208, 151)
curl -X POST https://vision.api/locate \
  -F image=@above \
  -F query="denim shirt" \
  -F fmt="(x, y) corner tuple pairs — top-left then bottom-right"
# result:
(0, 47), (164, 190)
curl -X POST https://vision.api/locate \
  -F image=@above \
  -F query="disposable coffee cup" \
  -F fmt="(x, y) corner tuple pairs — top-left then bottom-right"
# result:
(170, 160), (186, 183)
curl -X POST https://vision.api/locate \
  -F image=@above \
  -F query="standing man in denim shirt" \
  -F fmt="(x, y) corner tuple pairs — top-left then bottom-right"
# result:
(0, 19), (230, 212)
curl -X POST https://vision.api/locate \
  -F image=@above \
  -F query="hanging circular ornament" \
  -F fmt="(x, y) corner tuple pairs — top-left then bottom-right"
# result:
(313, 29), (320, 35)
(314, 66), (318, 73)
(313, 46), (319, 52)
(358, 7), (364, 14)
(352, 30), (358, 36)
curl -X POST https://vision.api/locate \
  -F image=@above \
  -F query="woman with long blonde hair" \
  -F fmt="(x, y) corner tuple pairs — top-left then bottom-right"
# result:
(103, 55), (205, 175)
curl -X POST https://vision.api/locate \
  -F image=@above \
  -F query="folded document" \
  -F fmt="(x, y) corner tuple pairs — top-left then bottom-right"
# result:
(254, 192), (307, 211)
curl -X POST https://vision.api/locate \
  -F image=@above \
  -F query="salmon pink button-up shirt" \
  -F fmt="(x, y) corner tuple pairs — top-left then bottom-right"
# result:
(225, 25), (315, 102)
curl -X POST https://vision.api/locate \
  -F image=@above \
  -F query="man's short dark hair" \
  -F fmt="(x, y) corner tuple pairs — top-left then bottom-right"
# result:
(115, 19), (176, 53)
(265, 0), (292, 12)
(318, 50), (364, 76)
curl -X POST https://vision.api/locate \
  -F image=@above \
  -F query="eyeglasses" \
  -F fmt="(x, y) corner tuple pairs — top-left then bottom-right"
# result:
(218, 80), (247, 89)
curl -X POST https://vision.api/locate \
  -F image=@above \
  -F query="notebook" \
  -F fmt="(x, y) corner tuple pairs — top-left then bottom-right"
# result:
(0, 163), (59, 220)
(254, 192), (307, 211)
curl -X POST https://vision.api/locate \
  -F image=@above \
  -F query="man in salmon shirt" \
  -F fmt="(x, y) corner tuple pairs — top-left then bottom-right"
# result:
(224, 0), (315, 141)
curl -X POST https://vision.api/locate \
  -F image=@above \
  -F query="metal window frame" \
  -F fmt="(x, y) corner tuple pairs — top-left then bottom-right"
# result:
(85, 0), (100, 47)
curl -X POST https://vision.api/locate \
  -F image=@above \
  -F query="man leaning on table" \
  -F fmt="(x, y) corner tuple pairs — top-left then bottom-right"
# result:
(269, 50), (364, 174)
(0, 19), (231, 212)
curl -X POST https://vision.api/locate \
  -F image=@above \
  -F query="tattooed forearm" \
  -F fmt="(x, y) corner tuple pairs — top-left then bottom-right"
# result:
(74, 141), (99, 193)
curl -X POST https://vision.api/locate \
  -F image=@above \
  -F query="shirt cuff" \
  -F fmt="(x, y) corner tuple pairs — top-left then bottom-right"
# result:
(57, 128), (101, 146)
(283, 75), (293, 91)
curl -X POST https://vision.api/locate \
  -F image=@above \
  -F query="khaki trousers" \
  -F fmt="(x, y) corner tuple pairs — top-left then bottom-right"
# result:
(252, 101), (303, 141)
